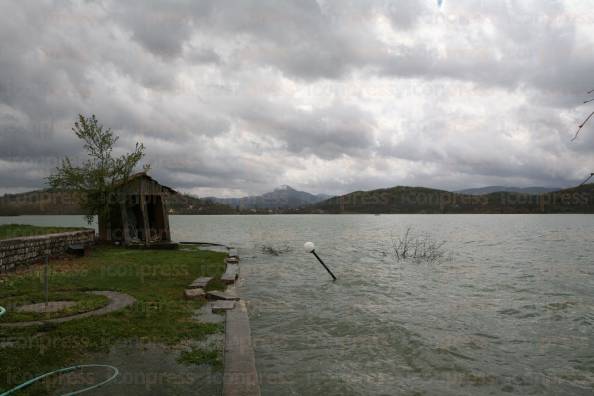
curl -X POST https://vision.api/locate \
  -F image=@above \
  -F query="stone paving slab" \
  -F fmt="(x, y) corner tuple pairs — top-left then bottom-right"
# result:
(211, 301), (235, 313)
(223, 300), (260, 396)
(224, 285), (238, 299)
(221, 264), (239, 284)
(189, 277), (212, 289)
(207, 291), (240, 301)
(184, 288), (206, 300)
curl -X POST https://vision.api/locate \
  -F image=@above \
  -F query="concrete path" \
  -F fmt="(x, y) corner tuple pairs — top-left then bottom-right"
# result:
(223, 300), (261, 396)
(0, 291), (136, 328)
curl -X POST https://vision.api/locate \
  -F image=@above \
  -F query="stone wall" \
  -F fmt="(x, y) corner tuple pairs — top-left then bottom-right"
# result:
(0, 229), (95, 273)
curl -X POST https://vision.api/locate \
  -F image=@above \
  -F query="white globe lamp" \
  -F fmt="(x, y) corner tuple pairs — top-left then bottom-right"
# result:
(303, 241), (336, 280)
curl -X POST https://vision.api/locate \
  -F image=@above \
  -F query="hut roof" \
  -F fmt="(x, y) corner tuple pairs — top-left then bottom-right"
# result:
(114, 172), (177, 194)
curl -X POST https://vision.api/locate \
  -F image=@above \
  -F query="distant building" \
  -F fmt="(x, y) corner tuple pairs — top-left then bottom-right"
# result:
(101, 172), (176, 247)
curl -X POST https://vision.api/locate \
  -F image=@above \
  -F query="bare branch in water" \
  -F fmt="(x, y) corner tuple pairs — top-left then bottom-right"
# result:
(391, 226), (448, 264)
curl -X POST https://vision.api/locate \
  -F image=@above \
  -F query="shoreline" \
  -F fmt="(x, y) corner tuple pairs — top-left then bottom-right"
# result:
(198, 243), (261, 396)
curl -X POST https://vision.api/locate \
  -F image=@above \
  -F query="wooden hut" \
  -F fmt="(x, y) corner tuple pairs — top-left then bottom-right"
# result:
(100, 172), (176, 247)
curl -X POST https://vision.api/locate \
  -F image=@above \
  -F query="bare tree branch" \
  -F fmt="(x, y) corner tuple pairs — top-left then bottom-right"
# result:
(580, 173), (594, 186)
(571, 111), (594, 142)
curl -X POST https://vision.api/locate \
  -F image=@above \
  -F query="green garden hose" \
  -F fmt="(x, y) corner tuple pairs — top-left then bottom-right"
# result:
(0, 306), (119, 396)
(0, 365), (119, 396)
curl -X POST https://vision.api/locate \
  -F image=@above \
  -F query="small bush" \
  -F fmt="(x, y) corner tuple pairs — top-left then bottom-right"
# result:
(391, 226), (448, 264)
(260, 244), (292, 256)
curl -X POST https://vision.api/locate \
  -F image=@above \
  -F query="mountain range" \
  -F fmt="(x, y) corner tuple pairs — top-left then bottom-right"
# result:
(205, 185), (331, 210)
(309, 184), (594, 214)
(456, 186), (562, 195)
(0, 189), (236, 216)
(3, 184), (593, 215)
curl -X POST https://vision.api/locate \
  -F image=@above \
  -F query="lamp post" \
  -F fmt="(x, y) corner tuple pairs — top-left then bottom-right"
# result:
(304, 242), (337, 281)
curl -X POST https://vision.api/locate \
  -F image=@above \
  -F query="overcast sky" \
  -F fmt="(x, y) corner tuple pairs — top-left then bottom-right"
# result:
(1, 0), (594, 197)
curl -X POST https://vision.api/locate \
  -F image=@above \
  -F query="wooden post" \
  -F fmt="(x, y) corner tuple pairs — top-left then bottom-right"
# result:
(120, 200), (130, 244)
(161, 195), (171, 242)
(44, 256), (49, 307)
(140, 190), (150, 246)
(98, 216), (108, 241)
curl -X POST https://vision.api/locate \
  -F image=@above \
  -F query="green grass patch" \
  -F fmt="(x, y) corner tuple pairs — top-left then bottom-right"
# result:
(178, 347), (223, 370)
(0, 245), (227, 395)
(0, 291), (109, 322)
(0, 224), (84, 240)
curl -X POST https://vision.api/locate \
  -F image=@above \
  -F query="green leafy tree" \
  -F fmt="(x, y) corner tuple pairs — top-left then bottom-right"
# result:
(48, 114), (149, 240)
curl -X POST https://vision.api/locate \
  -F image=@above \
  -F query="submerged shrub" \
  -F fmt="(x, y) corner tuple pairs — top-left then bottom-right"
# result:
(260, 244), (292, 256)
(391, 226), (448, 264)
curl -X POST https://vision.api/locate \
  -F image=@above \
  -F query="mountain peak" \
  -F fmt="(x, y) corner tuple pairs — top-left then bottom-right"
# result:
(207, 185), (330, 209)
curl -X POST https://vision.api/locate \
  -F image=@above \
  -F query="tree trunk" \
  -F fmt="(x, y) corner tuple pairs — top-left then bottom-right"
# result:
(97, 215), (110, 241)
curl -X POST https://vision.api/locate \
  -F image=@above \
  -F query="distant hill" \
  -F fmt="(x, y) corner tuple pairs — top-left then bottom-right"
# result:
(166, 193), (236, 215)
(206, 185), (331, 209)
(308, 184), (594, 214)
(0, 190), (82, 216)
(457, 186), (561, 195)
(4, 184), (593, 216)
(0, 190), (236, 216)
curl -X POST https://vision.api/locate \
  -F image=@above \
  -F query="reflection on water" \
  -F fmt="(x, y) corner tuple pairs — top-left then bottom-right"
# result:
(3, 214), (594, 395)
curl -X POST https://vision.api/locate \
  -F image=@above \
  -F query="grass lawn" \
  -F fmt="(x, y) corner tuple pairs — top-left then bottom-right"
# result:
(0, 245), (227, 395)
(0, 224), (85, 240)
(1, 291), (109, 322)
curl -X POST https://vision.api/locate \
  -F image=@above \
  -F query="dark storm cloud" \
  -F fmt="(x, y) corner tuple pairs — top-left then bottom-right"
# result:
(110, 0), (418, 80)
(0, 0), (593, 196)
(0, 122), (78, 159)
(235, 100), (377, 159)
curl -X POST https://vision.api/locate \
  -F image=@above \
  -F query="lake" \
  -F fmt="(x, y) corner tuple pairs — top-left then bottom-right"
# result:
(2, 214), (594, 395)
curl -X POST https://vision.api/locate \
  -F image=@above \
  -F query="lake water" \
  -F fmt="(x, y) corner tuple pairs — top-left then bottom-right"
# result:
(2, 214), (594, 395)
